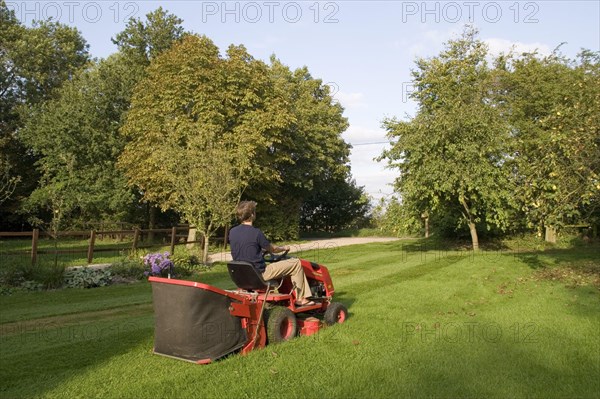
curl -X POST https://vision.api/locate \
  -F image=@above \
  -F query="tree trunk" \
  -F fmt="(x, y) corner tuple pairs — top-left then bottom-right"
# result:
(202, 233), (210, 264)
(421, 212), (429, 238)
(468, 221), (479, 251)
(186, 227), (197, 249)
(459, 196), (479, 251)
(147, 204), (156, 242)
(545, 225), (557, 243)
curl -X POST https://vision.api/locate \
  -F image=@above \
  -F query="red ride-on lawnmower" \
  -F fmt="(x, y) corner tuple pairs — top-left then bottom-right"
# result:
(148, 250), (348, 364)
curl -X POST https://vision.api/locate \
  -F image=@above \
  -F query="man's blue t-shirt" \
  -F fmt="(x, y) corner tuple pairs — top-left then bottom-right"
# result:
(229, 224), (271, 272)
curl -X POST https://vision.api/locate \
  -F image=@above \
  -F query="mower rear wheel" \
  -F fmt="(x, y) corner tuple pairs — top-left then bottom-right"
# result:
(324, 302), (348, 325)
(266, 306), (297, 343)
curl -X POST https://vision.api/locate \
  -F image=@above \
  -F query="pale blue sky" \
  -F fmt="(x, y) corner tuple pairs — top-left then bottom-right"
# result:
(8, 1), (600, 202)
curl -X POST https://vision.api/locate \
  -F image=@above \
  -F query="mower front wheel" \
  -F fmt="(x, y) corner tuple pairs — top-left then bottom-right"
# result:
(266, 307), (297, 343)
(324, 302), (348, 325)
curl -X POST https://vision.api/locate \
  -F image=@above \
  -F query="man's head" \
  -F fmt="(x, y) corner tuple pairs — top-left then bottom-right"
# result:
(236, 200), (257, 223)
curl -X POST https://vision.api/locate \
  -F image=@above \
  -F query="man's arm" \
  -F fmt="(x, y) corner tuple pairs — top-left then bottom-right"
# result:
(268, 244), (290, 253)
(257, 229), (288, 254)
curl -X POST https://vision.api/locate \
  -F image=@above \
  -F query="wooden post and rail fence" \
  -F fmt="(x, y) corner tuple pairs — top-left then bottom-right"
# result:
(0, 226), (229, 266)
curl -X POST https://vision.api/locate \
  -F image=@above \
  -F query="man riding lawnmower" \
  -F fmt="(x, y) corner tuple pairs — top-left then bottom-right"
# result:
(228, 200), (315, 307)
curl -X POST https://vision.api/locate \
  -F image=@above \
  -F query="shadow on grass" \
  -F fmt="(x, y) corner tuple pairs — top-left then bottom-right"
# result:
(395, 236), (513, 254)
(338, 318), (600, 398)
(423, 322), (600, 398)
(514, 245), (600, 271)
(331, 290), (356, 314)
(345, 254), (466, 295)
(0, 314), (154, 398)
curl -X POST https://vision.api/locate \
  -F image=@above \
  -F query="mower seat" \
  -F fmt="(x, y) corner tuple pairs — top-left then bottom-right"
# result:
(227, 261), (279, 292)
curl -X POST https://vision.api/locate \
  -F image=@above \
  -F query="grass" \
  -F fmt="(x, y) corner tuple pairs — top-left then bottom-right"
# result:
(1, 239), (599, 398)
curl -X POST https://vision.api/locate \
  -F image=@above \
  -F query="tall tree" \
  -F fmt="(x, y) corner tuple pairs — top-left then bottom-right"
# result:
(300, 174), (371, 233)
(0, 0), (89, 228)
(119, 35), (283, 262)
(496, 50), (600, 240)
(252, 58), (350, 239)
(380, 28), (513, 250)
(14, 6), (186, 230)
(111, 6), (186, 232)
(112, 6), (185, 67)
(19, 54), (137, 229)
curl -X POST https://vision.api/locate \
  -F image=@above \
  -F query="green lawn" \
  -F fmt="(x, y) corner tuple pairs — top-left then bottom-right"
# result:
(2, 237), (131, 267)
(1, 240), (598, 398)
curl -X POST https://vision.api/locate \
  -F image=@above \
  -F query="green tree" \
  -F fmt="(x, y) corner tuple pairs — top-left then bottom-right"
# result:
(19, 54), (137, 229)
(112, 6), (185, 67)
(14, 6), (186, 231)
(119, 35), (282, 262)
(300, 174), (371, 233)
(1, 0), (89, 228)
(251, 58), (350, 239)
(372, 197), (422, 237)
(496, 50), (600, 241)
(111, 6), (188, 232)
(380, 28), (513, 250)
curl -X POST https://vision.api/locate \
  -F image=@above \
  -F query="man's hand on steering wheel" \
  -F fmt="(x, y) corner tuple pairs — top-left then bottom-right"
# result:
(263, 245), (290, 262)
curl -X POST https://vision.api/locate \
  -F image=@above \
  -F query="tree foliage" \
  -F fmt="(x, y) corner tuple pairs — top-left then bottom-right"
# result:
(300, 174), (371, 233)
(119, 33), (353, 256)
(2, 4), (362, 240)
(380, 28), (599, 243)
(381, 27), (513, 250)
(1, 0), (89, 227)
(19, 55), (138, 228)
(372, 197), (422, 237)
(496, 49), (600, 234)
(112, 6), (185, 67)
(250, 58), (350, 239)
(10, 6), (186, 230)
(119, 36), (280, 261)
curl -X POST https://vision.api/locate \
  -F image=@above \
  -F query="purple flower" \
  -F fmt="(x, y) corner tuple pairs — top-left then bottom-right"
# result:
(143, 252), (174, 276)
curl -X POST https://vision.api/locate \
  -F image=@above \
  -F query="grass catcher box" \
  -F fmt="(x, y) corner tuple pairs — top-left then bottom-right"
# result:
(150, 278), (248, 364)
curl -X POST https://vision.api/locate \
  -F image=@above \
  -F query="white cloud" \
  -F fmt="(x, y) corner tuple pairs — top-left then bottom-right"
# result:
(350, 164), (397, 201)
(342, 125), (388, 144)
(343, 129), (396, 201)
(335, 91), (367, 109)
(485, 38), (552, 58)
(407, 27), (461, 59)
(402, 28), (553, 61)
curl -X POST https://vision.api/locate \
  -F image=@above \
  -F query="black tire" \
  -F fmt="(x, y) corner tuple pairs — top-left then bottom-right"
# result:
(266, 306), (297, 343)
(324, 302), (348, 326)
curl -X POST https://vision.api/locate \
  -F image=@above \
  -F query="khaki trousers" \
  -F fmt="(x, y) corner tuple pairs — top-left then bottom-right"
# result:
(262, 258), (310, 300)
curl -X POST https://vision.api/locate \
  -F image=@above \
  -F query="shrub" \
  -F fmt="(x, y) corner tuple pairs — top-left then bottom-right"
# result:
(0, 258), (65, 291)
(171, 253), (207, 277)
(63, 267), (112, 289)
(109, 259), (146, 280)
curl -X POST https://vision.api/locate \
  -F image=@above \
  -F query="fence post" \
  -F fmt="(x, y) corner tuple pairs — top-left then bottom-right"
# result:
(170, 227), (177, 255)
(132, 228), (140, 252)
(31, 228), (39, 266)
(87, 230), (96, 264)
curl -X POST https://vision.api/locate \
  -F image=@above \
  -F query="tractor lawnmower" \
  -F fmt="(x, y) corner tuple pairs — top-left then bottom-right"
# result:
(149, 251), (348, 364)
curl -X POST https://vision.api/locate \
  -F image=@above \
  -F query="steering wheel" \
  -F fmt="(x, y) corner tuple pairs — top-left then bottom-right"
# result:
(263, 249), (289, 263)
